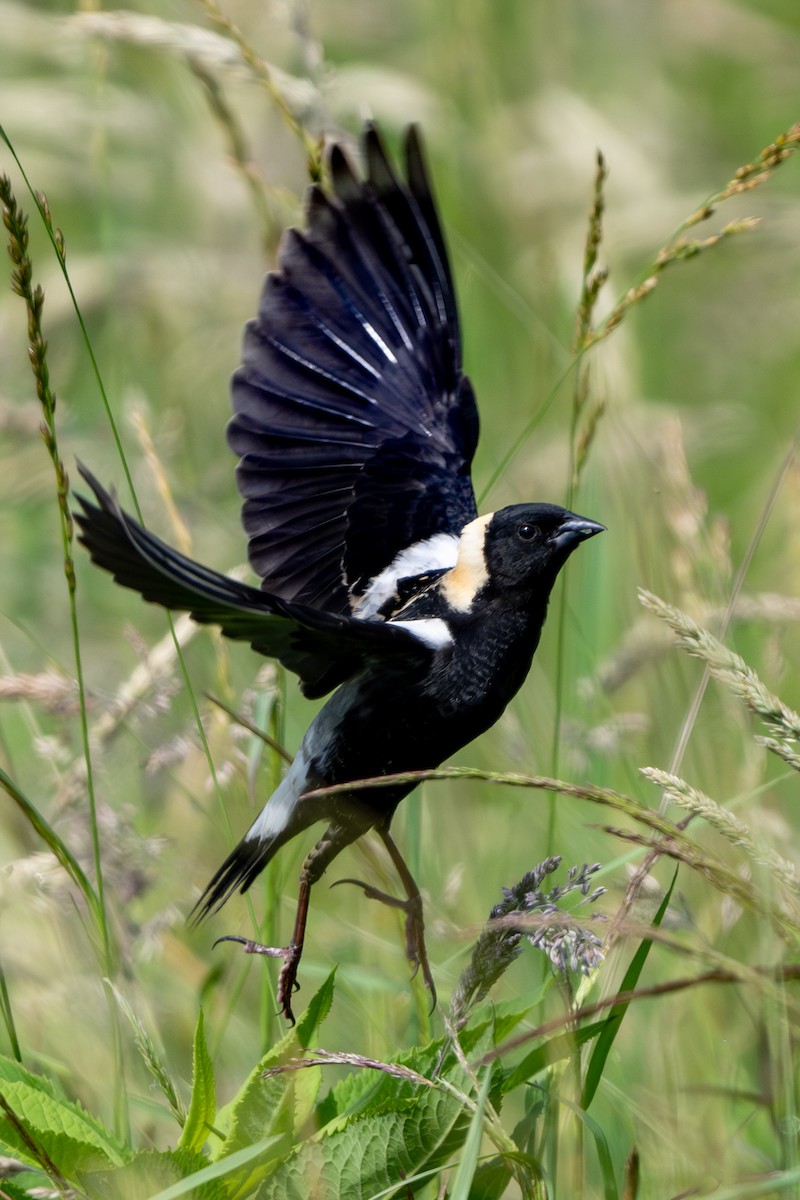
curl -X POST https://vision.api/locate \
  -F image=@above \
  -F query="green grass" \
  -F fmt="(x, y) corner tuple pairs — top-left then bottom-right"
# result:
(2, 2), (800, 1196)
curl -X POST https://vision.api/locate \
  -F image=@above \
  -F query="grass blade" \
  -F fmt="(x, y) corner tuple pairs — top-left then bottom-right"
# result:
(0, 766), (98, 920)
(581, 869), (677, 1109)
(448, 1067), (493, 1200)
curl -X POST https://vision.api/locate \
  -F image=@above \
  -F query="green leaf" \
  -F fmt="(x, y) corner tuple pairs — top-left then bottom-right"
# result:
(317, 1016), (497, 1130)
(294, 968), (336, 1048)
(82, 1147), (229, 1200)
(210, 1063), (289, 1171)
(179, 1010), (217, 1154)
(213, 970), (335, 1154)
(468, 1156), (514, 1200)
(0, 1178), (31, 1200)
(256, 1026), (502, 1199)
(208, 972), (336, 1197)
(253, 1089), (460, 1199)
(581, 868), (677, 1109)
(144, 1138), (286, 1200)
(291, 1061), (323, 1135)
(0, 1055), (128, 1177)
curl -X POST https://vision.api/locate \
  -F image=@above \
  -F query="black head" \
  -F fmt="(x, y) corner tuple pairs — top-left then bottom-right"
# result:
(441, 503), (603, 612)
(484, 503), (604, 591)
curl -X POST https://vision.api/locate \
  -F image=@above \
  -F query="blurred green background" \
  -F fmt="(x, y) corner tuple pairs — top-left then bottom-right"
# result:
(1, 0), (800, 1193)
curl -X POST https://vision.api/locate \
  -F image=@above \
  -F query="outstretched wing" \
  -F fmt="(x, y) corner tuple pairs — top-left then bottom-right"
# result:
(74, 468), (435, 699)
(229, 122), (479, 616)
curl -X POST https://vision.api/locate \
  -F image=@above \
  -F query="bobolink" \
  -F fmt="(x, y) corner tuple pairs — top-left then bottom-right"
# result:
(76, 123), (603, 1022)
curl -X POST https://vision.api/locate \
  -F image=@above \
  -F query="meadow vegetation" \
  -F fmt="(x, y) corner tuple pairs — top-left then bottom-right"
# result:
(1, 2), (800, 1196)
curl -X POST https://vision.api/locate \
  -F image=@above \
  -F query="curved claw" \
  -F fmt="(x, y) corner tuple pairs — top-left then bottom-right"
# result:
(212, 934), (285, 959)
(331, 877), (408, 910)
(404, 907), (437, 1010)
(211, 934), (301, 1023)
(329, 875), (371, 892)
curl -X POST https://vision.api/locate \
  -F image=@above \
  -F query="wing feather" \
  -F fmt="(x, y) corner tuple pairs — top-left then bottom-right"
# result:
(228, 123), (479, 614)
(74, 467), (433, 700)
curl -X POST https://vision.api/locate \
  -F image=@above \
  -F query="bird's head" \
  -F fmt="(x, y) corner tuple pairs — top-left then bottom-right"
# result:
(442, 503), (604, 612)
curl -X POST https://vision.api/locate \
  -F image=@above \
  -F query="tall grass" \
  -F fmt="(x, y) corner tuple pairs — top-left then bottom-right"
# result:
(1, 2), (800, 1196)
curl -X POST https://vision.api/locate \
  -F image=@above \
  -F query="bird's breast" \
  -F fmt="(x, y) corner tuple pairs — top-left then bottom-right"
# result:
(423, 605), (542, 721)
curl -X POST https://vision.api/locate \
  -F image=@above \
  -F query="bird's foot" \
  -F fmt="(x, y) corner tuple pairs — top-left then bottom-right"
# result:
(401, 890), (436, 1009)
(331, 878), (437, 1009)
(214, 935), (302, 1025)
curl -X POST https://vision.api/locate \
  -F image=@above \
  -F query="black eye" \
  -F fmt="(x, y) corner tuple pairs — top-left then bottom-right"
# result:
(517, 523), (539, 541)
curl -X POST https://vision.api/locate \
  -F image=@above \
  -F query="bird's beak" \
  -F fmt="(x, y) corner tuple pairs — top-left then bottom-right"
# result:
(551, 515), (606, 550)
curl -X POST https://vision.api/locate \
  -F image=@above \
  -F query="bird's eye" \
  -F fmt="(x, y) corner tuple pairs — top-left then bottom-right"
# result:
(517, 523), (539, 541)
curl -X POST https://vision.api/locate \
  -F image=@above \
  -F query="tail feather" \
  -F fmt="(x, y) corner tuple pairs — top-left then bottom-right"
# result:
(189, 832), (287, 926)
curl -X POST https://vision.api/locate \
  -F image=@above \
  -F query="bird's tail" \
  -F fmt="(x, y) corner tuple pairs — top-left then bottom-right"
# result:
(188, 827), (293, 926)
(189, 744), (317, 925)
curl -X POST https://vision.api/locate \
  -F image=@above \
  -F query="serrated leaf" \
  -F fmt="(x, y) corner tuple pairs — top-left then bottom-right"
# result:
(256, 1026), (502, 1199)
(0, 1055), (128, 1176)
(211, 1067), (288, 1164)
(81, 1147), (228, 1200)
(145, 1138), (285, 1200)
(254, 1085), (464, 1199)
(0, 1057), (59, 1098)
(294, 969), (335, 1048)
(292, 1062), (322, 1132)
(317, 1015), (497, 1131)
(179, 1010), (216, 1154)
(208, 973), (336, 1197)
(314, 1058), (395, 1130)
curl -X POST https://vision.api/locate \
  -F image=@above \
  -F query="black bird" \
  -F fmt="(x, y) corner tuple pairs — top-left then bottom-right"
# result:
(75, 123), (603, 1022)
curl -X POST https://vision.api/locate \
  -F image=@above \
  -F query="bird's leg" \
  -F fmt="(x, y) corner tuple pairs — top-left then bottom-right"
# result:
(216, 828), (346, 1025)
(378, 826), (435, 1006)
(334, 826), (436, 1008)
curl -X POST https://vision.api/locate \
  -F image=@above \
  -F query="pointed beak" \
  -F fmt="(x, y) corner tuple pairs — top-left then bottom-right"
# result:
(551, 514), (605, 550)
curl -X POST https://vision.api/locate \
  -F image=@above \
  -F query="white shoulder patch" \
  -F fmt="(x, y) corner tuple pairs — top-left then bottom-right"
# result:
(354, 532), (459, 620)
(441, 513), (492, 612)
(390, 617), (453, 649)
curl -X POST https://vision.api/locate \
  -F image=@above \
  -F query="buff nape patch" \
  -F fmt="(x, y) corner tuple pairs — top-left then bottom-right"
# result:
(441, 513), (492, 612)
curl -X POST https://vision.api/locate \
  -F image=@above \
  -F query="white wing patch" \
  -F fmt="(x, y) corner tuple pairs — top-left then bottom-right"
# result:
(390, 617), (453, 649)
(354, 531), (459, 620)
